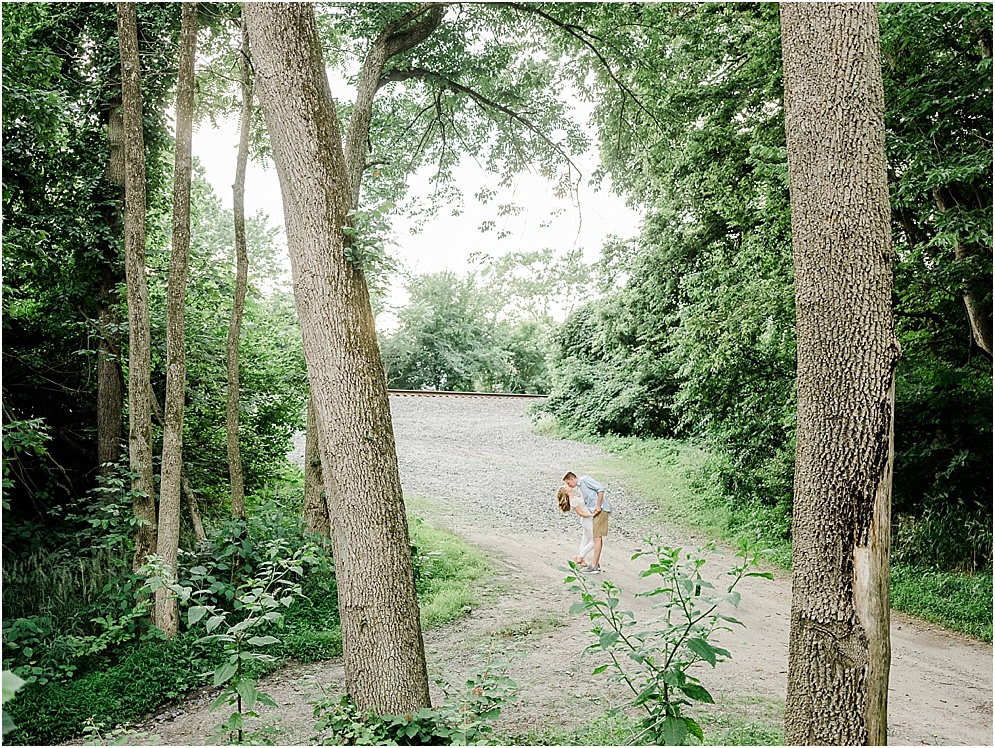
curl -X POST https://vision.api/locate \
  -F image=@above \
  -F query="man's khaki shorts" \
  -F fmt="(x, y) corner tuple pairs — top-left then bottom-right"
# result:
(593, 510), (610, 538)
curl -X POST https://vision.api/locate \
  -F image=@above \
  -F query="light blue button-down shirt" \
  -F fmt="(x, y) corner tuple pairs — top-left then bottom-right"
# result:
(578, 475), (611, 513)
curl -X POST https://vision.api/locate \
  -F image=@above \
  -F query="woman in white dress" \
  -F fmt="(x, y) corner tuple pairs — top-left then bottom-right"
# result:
(557, 485), (595, 567)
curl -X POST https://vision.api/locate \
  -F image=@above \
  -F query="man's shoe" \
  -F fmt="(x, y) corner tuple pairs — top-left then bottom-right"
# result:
(580, 566), (599, 574)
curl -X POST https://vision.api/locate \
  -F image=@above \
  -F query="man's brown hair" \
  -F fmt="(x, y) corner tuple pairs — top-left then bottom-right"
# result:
(563, 471), (577, 481)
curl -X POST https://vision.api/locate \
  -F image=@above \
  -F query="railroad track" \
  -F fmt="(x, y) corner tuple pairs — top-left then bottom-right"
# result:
(387, 389), (547, 399)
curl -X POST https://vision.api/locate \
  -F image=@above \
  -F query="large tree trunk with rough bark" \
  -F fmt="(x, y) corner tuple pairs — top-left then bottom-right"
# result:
(155, 2), (197, 638)
(117, 2), (156, 571)
(244, 2), (431, 714)
(780, 3), (899, 744)
(227, 14), (251, 521)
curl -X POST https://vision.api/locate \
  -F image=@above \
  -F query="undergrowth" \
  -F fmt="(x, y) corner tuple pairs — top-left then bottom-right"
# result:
(4, 492), (489, 745)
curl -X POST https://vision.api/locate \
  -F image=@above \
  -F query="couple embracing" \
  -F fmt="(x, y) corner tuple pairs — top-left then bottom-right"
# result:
(556, 471), (611, 575)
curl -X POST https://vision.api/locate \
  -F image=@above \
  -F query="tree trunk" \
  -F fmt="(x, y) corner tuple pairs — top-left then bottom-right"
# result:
(227, 14), (251, 521)
(931, 187), (993, 360)
(155, 1), (197, 638)
(303, 394), (330, 537)
(117, 2), (156, 572)
(244, 2), (431, 714)
(182, 471), (207, 544)
(97, 92), (126, 476)
(781, 4), (899, 744)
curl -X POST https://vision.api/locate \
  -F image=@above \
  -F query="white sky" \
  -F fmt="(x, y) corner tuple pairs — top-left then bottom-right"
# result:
(191, 77), (641, 325)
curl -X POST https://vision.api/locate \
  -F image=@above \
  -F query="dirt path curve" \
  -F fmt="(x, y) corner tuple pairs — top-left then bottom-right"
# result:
(141, 396), (991, 746)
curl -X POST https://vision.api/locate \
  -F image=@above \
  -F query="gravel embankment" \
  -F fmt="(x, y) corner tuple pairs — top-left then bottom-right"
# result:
(292, 394), (655, 539)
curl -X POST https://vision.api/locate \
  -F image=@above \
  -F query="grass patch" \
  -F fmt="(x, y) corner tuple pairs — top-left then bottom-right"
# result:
(504, 698), (783, 746)
(492, 615), (562, 639)
(410, 513), (491, 629)
(891, 564), (993, 642)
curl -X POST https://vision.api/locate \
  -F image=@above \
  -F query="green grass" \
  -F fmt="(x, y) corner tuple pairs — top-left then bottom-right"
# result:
(504, 698), (784, 746)
(537, 418), (993, 642)
(409, 513), (492, 629)
(891, 564), (993, 642)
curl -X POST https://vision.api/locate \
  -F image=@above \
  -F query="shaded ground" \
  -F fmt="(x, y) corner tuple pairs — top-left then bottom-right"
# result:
(134, 395), (992, 746)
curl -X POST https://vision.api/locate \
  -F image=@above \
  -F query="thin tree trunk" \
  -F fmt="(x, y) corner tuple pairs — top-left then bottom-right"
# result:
(931, 188), (993, 360)
(155, 2), (197, 638)
(303, 395), (330, 537)
(227, 14), (251, 521)
(182, 471), (207, 544)
(117, 2), (156, 572)
(97, 92), (126, 476)
(244, 2), (431, 714)
(781, 3), (899, 745)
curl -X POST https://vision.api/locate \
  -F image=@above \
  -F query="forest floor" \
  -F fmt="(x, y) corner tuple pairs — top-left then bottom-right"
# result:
(131, 396), (991, 746)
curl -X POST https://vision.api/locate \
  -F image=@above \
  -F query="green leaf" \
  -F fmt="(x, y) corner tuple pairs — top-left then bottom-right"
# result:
(247, 635), (279, 646)
(685, 637), (716, 666)
(256, 690), (278, 708)
(569, 601), (588, 615)
(592, 663), (609, 674)
(684, 716), (704, 741)
(187, 605), (208, 626)
(662, 715), (689, 745)
(599, 631), (619, 649)
(236, 678), (257, 710)
(205, 615), (225, 632)
(2, 671), (26, 704)
(679, 683), (714, 703)
(213, 659), (238, 686)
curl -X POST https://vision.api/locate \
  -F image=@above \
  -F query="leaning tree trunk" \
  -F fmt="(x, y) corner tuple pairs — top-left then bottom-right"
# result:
(155, 1), (198, 639)
(244, 2), (431, 714)
(780, 3), (899, 745)
(302, 395), (330, 537)
(117, 2), (156, 571)
(227, 13), (252, 521)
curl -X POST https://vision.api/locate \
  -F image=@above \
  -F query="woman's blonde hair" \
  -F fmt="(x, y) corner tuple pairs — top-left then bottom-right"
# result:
(556, 486), (572, 512)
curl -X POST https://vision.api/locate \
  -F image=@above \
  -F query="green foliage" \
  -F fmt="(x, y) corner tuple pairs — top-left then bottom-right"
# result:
(565, 539), (770, 745)
(890, 564), (993, 642)
(313, 659), (518, 745)
(2, 670), (26, 737)
(543, 1), (992, 573)
(168, 539), (318, 744)
(4, 630), (228, 746)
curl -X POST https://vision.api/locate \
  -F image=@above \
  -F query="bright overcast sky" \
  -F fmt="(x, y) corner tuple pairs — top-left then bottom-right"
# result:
(191, 78), (641, 321)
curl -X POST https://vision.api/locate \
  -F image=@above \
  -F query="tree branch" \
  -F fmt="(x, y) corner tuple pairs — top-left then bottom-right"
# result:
(501, 2), (661, 129)
(379, 67), (582, 182)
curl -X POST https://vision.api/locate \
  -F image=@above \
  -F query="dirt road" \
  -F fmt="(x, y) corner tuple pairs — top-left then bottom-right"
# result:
(141, 395), (992, 745)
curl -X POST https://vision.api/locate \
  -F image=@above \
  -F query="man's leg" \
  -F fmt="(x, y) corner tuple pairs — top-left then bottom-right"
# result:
(591, 536), (603, 569)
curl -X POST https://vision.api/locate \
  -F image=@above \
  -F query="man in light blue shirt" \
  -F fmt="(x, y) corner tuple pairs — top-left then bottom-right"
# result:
(563, 471), (611, 573)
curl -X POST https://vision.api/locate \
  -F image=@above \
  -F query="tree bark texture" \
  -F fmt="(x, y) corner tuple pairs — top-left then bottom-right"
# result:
(781, 4), (899, 745)
(97, 92), (126, 476)
(155, 1), (197, 639)
(303, 395), (330, 537)
(244, 2), (431, 714)
(117, 2), (156, 571)
(227, 14), (252, 521)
